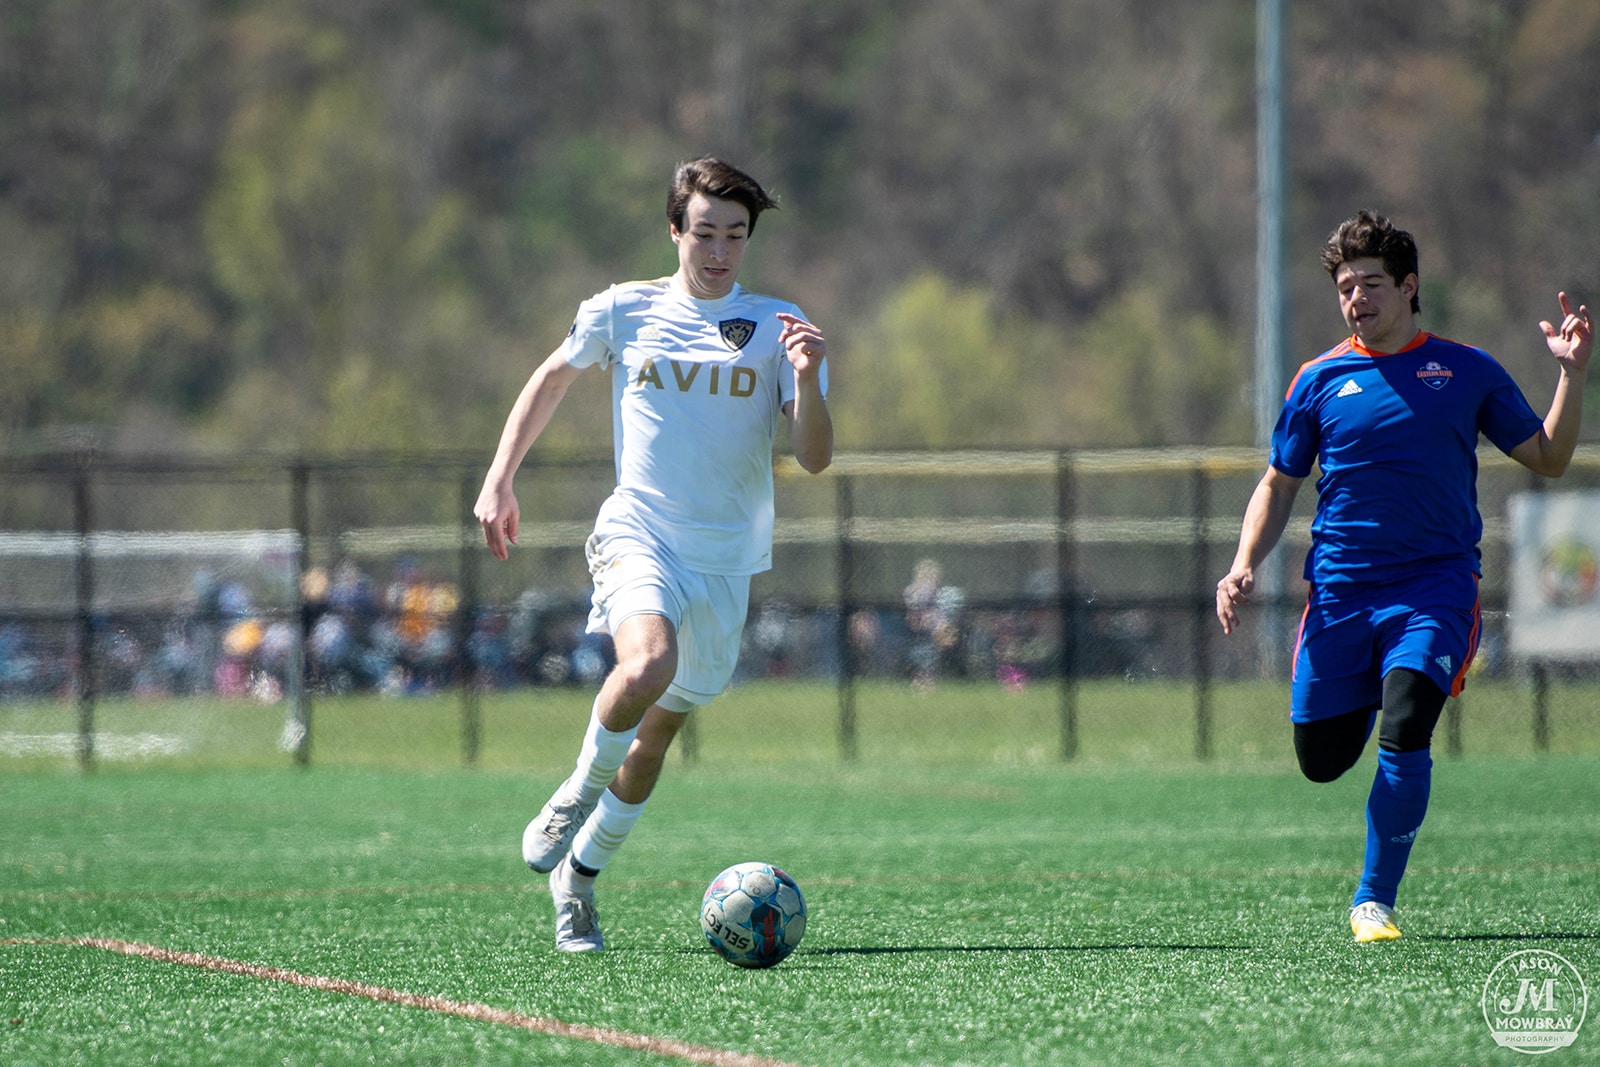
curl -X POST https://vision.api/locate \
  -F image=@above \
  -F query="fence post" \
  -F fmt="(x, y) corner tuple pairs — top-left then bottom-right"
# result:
(834, 473), (858, 762)
(1531, 660), (1550, 751)
(72, 456), (96, 771)
(290, 462), (313, 767)
(1055, 452), (1078, 761)
(1525, 469), (1552, 755)
(1192, 466), (1213, 760)
(457, 470), (482, 767)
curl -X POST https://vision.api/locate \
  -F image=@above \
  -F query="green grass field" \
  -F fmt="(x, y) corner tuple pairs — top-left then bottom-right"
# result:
(3, 683), (1599, 1065)
(3, 675), (1596, 771)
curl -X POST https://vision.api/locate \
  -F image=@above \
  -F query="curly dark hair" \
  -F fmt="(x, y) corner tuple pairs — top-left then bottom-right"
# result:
(1320, 210), (1421, 314)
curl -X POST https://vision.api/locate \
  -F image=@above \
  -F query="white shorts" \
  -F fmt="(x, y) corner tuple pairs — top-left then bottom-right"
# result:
(585, 530), (751, 710)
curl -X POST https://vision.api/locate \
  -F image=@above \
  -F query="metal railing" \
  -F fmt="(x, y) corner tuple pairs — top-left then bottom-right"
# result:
(2, 446), (1596, 767)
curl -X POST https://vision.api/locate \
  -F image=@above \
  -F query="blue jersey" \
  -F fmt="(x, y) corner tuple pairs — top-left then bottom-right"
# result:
(1271, 332), (1543, 589)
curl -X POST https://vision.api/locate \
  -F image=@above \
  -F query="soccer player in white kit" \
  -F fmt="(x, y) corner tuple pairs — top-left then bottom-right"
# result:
(474, 158), (833, 951)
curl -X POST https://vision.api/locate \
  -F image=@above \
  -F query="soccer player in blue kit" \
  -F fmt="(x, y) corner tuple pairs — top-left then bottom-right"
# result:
(1216, 210), (1591, 943)
(475, 158), (832, 952)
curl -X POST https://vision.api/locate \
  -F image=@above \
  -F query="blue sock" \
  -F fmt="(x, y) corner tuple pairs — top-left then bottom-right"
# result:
(1355, 747), (1432, 909)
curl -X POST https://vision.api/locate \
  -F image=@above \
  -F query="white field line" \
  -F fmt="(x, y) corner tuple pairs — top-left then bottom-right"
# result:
(9, 936), (809, 1067)
(0, 732), (190, 759)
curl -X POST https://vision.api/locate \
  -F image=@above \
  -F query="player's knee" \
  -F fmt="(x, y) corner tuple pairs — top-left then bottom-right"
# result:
(1378, 669), (1447, 753)
(609, 655), (675, 707)
(1293, 713), (1371, 783)
(1297, 748), (1357, 783)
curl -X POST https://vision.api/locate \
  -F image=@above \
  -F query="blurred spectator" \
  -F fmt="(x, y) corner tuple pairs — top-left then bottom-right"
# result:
(847, 608), (882, 675)
(508, 589), (588, 687)
(990, 568), (1065, 690)
(384, 558), (459, 693)
(216, 616), (262, 696)
(309, 610), (357, 692)
(0, 622), (40, 696)
(133, 619), (207, 697)
(255, 618), (298, 700)
(745, 599), (800, 678)
(904, 559), (965, 693)
(328, 560), (380, 618)
(466, 608), (515, 688)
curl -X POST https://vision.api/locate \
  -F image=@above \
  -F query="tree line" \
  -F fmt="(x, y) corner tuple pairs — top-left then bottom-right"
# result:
(2, 0), (1596, 459)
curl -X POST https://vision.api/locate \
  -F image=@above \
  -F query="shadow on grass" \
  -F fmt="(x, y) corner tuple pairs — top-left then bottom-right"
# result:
(812, 942), (1243, 955)
(1415, 931), (1599, 944)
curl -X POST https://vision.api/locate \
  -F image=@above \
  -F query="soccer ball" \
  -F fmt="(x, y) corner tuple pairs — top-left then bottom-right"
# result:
(699, 861), (807, 968)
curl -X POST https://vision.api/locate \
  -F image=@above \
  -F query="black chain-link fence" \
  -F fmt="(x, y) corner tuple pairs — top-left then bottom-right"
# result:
(2, 448), (1596, 768)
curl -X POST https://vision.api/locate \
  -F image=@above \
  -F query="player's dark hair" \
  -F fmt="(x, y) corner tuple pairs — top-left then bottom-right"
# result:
(667, 157), (779, 236)
(1320, 210), (1422, 314)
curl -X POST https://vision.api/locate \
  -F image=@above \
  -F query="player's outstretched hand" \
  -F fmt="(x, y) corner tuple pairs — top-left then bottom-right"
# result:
(1541, 291), (1593, 371)
(777, 312), (827, 377)
(1215, 567), (1254, 636)
(474, 481), (519, 561)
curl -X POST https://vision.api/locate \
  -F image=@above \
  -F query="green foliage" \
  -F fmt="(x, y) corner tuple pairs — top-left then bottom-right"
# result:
(514, 134), (677, 281)
(1, 0), (1596, 453)
(1070, 288), (1252, 447)
(839, 273), (1055, 448)
(841, 276), (1252, 449)
(84, 286), (221, 415)
(197, 17), (500, 451)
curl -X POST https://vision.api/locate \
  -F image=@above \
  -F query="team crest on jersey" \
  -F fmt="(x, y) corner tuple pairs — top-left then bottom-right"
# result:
(719, 318), (757, 350)
(1417, 361), (1453, 390)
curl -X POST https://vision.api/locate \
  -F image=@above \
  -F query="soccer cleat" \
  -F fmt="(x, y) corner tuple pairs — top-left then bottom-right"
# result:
(1350, 901), (1401, 944)
(522, 784), (595, 874)
(549, 859), (603, 952)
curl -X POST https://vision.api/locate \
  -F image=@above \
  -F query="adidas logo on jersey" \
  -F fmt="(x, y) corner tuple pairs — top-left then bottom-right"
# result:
(1336, 379), (1363, 397)
(1435, 654), (1453, 673)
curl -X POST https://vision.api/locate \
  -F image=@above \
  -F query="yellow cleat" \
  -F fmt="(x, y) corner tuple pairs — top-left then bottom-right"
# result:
(1350, 901), (1401, 943)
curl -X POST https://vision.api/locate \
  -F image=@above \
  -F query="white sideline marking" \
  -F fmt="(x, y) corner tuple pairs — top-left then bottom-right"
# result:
(11, 937), (807, 1067)
(0, 732), (190, 759)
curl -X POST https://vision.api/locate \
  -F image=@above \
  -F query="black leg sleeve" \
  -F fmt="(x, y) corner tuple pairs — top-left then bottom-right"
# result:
(1293, 704), (1379, 783)
(1376, 667), (1448, 753)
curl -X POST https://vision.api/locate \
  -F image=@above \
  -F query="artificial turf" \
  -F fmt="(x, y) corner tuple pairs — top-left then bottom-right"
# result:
(4, 741), (1597, 1065)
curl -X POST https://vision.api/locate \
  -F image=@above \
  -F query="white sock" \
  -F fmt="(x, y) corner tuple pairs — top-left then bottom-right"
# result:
(568, 698), (637, 805)
(570, 790), (646, 873)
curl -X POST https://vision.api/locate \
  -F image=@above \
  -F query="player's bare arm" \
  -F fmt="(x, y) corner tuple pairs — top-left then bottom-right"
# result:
(777, 311), (834, 474)
(474, 353), (586, 560)
(1508, 291), (1591, 478)
(1216, 466), (1304, 635)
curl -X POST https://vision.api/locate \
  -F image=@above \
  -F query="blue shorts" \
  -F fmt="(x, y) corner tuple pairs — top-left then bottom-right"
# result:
(1290, 570), (1480, 724)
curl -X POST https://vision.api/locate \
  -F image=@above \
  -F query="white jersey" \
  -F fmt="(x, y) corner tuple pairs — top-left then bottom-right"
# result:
(559, 278), (827, 575)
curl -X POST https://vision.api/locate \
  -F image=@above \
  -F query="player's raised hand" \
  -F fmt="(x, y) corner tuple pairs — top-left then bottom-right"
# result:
(1541, 291), (1593, 371)
(1215, 566), (1255, 636)
(777, 312), (827, 377)
(474, 480), (520, 561)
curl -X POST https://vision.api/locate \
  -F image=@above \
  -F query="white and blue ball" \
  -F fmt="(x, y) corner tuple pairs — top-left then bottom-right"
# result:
(699, 861), (806, 968)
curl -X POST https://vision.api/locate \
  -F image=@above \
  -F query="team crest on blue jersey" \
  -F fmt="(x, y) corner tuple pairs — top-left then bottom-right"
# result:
(1417, 361), (1453, 390)
(719, 318), (757, 350)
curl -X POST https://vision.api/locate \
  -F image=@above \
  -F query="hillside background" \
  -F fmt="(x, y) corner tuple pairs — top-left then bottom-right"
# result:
(3, 0), (1597, 458)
